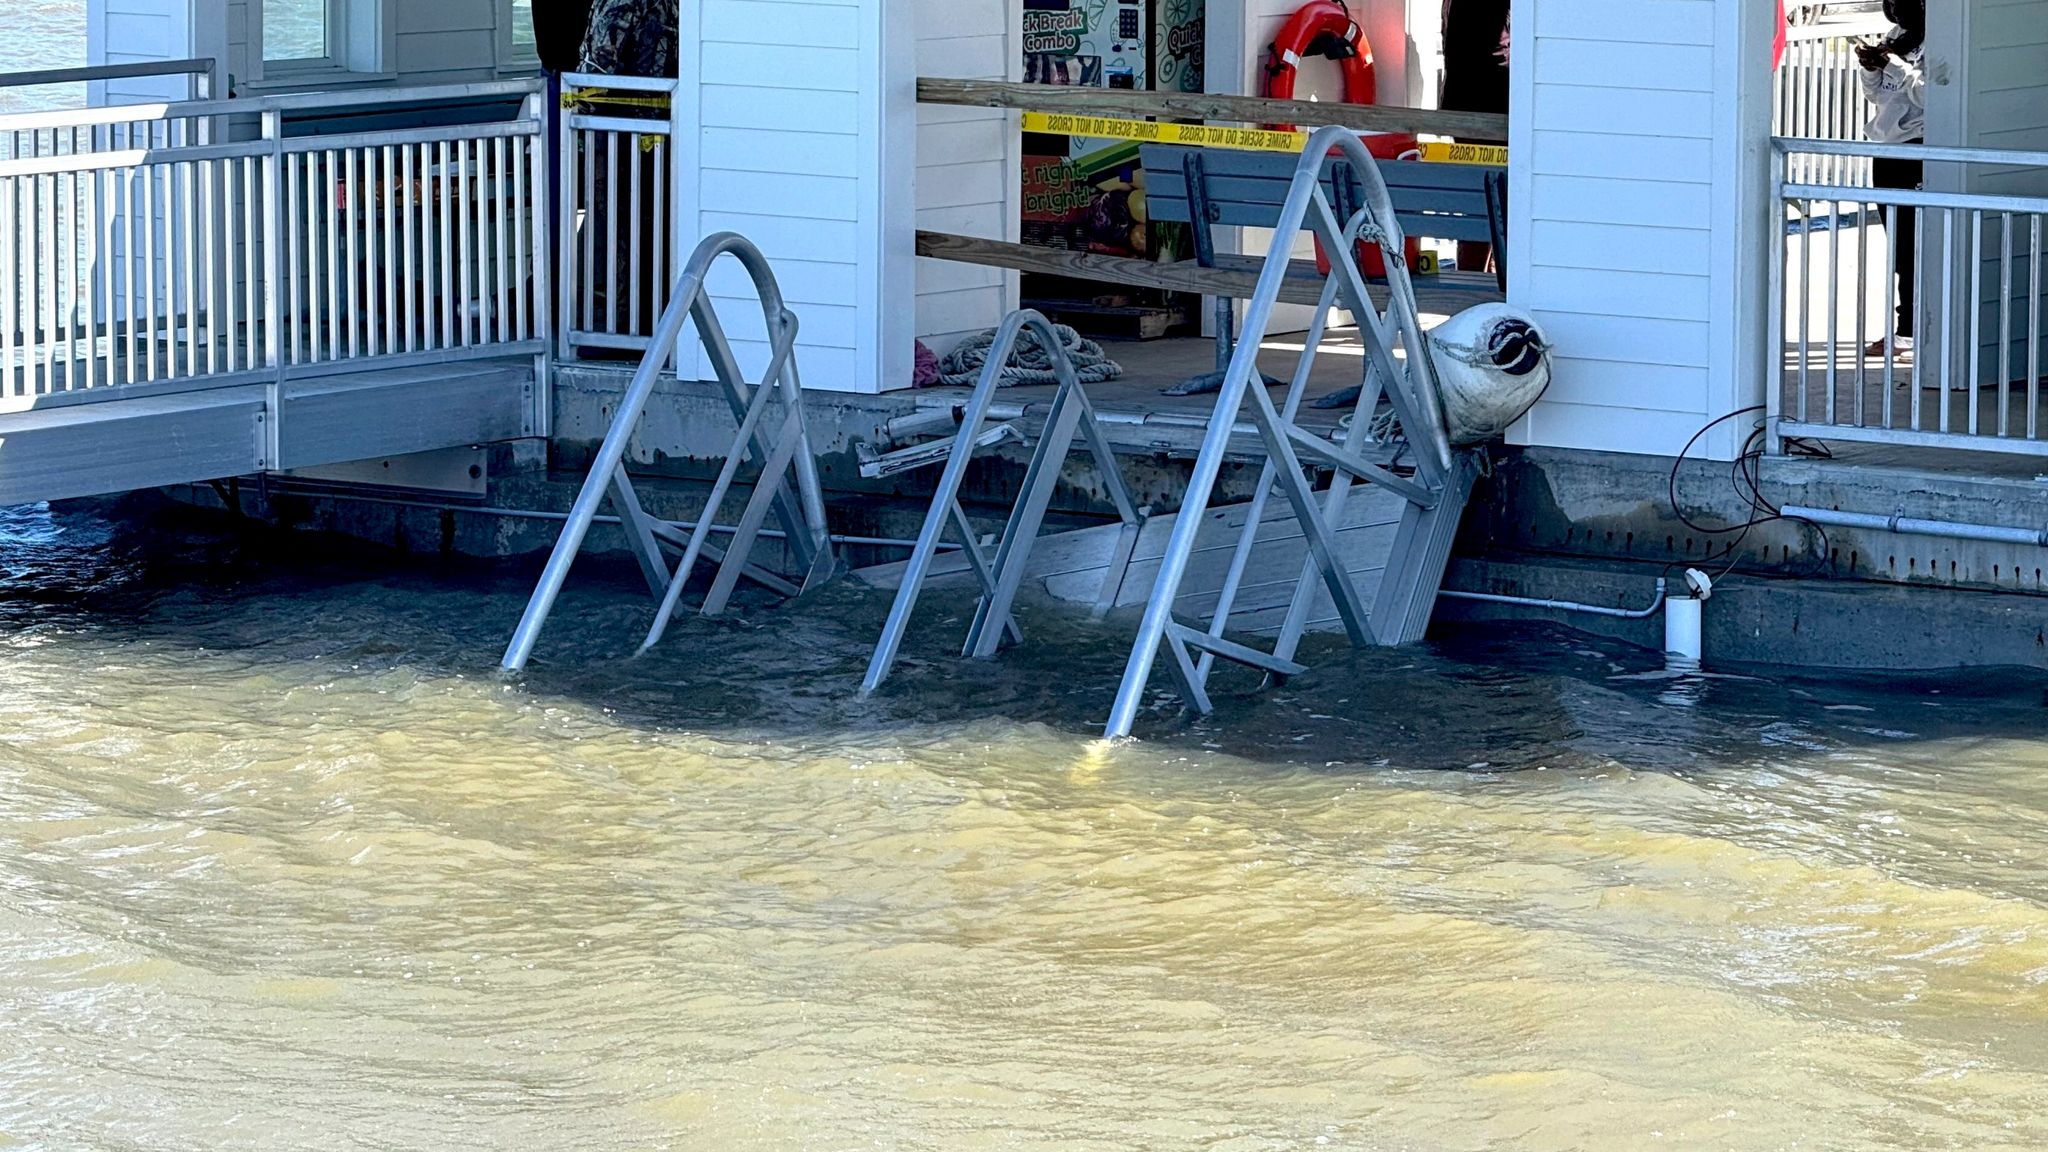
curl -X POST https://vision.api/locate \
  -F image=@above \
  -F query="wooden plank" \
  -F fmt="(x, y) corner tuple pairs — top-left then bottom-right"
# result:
(916, 78), (1510, 141)
(917, 229), (1323, 304)
(915, 231), (1504, 312)
(852, 486), (1412, 643)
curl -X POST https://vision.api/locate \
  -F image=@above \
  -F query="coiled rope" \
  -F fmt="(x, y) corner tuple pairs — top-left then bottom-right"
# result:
(938, 323), (1123, 388)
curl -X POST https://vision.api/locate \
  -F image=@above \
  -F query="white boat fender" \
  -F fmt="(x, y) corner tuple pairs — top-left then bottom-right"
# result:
(1426, 303), (1553, 445)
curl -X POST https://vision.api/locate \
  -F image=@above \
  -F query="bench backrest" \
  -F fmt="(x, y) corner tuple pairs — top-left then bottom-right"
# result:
(1140, 143), (1503, 246)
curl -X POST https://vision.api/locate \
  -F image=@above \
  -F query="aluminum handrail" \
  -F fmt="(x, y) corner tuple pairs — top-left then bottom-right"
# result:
(0, 81), (551, 403)
(1102, 123), (1466, 737)
(0, 141), (269, 178)
(258, 79), (542, 112)
(0, 58), (214, 90)
(1768, 134), (2046, 456)
(1781, 181), (2048, 216)
(0, 78), (543, 134)
(1775, 137), (2048, 168)
(502, 232), (836, 670)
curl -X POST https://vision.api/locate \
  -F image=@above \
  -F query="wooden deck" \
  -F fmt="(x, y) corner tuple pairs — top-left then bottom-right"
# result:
(903, 324), (1434, 466)
(1778, 340), (2048, 452)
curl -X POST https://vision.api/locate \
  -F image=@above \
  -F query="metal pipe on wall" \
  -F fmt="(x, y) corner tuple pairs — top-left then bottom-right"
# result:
(1438, 579), (1668, 621)
(1779, 504), (2048, 548)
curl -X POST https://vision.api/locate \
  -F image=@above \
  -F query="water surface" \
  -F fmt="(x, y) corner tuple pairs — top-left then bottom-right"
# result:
(5, 2), (2048, 1147)
(1, 498), (2046, 1150)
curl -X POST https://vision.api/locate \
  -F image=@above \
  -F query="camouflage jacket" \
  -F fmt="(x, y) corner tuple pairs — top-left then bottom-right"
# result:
(579, 0), (679, 78)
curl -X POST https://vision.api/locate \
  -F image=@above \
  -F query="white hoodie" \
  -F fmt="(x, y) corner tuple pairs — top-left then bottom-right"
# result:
(1861, 50), (1925, 144)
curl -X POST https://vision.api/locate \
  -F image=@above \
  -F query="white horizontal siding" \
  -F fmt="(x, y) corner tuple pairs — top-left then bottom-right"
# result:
(681, 0), (903, 393)
(912, 0), (1013, 360)
(1510, 0), (1766, 460)
(1958, 0), (2048, 384)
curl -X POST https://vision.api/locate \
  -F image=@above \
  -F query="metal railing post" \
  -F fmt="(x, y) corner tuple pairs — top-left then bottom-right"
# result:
(1766, 140), (1787, 454)
(260, 108), (283, 469)
(527, 89), (554, 439)
(556, 81), (577, 363)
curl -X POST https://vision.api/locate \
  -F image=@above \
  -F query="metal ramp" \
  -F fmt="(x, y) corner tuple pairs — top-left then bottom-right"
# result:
(1102, 125), (1479, 738)
(861, 309), (1144, 693)
(501, 233), (837, 671)
(0, 358), (540, 509)
(0, 78), (553, 510)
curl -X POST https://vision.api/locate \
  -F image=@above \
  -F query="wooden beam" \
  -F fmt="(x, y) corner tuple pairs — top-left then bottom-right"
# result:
(916, 78), (1509, 142)
(916, 230), (1327, 306)
(913, 232), (1502, 314)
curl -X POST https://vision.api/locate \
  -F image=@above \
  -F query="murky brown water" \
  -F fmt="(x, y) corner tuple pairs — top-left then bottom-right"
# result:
(2, 499), (2047, 1150)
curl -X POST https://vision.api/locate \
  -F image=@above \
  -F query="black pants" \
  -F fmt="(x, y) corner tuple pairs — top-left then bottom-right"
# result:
(1874, 150), (1922, 337)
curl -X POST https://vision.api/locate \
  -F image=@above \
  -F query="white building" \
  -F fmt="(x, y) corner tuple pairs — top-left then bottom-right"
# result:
(71, 0), (2048, 465)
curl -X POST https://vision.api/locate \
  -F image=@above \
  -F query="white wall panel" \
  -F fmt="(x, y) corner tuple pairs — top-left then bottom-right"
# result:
(1510, 0), (1775, 459)
(910, 0), (1015, 362)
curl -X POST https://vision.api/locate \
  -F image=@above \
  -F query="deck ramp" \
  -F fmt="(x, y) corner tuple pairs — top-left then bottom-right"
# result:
(0, 80), (551, 510)
(0, 359), (540, 508)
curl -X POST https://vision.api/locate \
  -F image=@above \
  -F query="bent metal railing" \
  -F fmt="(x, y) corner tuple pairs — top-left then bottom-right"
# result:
(501, 232), (837, 672)
(1100, 125), (1470, 740)
(0, 81), (548, 412)
(1770, 137), (2048, 456)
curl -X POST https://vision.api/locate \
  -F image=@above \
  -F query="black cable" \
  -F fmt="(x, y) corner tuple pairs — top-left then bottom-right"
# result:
(1667, 406), (1833, 582)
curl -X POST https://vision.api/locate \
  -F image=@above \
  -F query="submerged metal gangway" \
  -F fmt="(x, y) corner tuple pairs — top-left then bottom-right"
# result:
(857, 127), (1478, 738)
(861, 308), (1145, 692)
(1103, 125), (1476, 737)
(501, 233), (837, 670)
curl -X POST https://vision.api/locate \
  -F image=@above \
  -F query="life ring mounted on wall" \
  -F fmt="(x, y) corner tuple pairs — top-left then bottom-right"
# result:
(1263, 0), (1377, 131)
(1265, 1), (1420, 277)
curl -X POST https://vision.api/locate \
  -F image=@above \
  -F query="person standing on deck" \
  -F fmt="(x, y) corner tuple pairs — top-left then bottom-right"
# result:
(579, 0), (679, 80)
(1440, 0), (1509, 277)
(1858, 0), (1925, 360)
(534, 0), (599, 73)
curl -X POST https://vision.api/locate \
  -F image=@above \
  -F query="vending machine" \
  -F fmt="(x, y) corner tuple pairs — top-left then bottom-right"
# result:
(1018, 1), (1207, 252)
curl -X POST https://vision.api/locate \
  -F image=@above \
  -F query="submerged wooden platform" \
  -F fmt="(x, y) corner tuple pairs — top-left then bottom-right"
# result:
(0, 357), (537, 507)
(853, 483), (1411, 637)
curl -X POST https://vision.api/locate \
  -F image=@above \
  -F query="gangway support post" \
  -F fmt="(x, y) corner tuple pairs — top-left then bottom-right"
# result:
(1102, 126), (1474, 739)
(501, 233), (837, 672)
(861, 309), (1144, 695)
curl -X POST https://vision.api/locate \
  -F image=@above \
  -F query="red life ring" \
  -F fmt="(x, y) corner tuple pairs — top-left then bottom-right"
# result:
(1263, 0), (1377, 131)
(1266, 2), (1420, 277)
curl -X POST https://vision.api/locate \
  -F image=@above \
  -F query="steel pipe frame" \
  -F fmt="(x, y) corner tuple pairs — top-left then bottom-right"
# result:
(501, 232), (836, 672)
(1102, 125), (1460, 739)
(860, 307), (1143, 696)
(1779, 504), (2048, 548)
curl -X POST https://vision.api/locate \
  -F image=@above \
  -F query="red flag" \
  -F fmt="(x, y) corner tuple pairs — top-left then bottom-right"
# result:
(1773, 0), (1788, 69)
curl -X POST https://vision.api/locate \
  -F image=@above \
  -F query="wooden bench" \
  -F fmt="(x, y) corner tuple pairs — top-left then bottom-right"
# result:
(1141, 143), (1506, 295)
(1139, 143), (1505, 394)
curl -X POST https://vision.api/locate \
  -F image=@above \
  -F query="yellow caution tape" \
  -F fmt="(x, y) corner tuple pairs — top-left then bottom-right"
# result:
(1419, 141), (1508, 166)
(564, 89), (672, 111)
(1020, 111), (1508, 165)
(1021, 111), (1308, 153)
